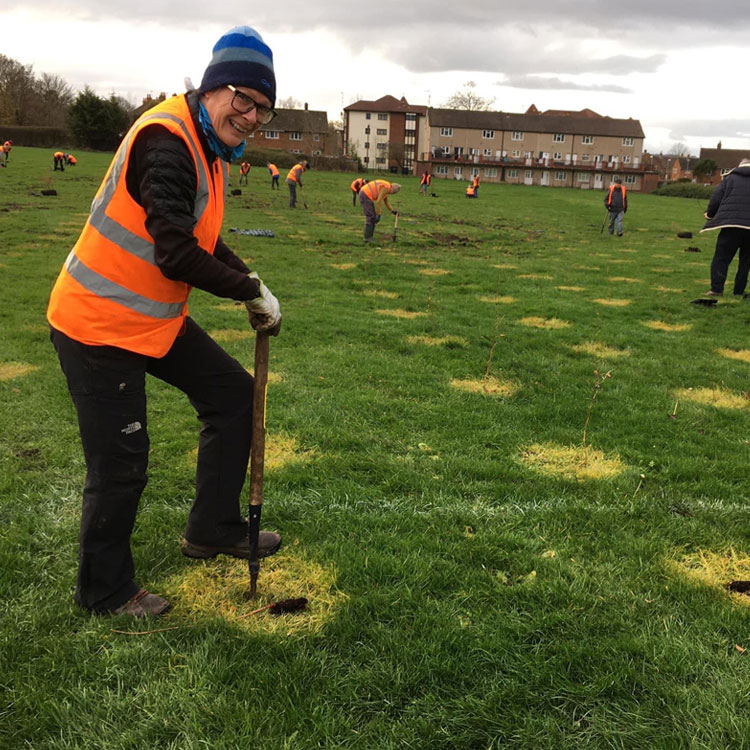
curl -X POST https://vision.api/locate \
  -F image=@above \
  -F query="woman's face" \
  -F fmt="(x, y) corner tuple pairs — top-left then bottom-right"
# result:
(201, 85), (271, 147)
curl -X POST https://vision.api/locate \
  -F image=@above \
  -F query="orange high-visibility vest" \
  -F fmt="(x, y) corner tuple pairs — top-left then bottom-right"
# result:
(268, 163), (279, 177)
(472, 175), (479, 188)
(3, 141), (11, 151)
(420, 173), (430, 185)
(67, 155), (77, 164)
(240, 162), (251, 175)
(351, 178), (365, 192)
(606, 183), (627, 208)
(47, 95), (228, 357)
(286, 163), (305, 182)
(360, 180), (392, 202)
(54, 151), (65, 159)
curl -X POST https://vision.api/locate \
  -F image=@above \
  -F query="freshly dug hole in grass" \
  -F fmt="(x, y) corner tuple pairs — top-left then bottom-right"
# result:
(164, 553), (347, 633)
(519, 442), (626, 481)
(674, 387), (750, 410)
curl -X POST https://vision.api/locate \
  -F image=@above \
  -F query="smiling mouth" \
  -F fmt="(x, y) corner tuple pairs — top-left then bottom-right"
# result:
(229, 119), (250, 135)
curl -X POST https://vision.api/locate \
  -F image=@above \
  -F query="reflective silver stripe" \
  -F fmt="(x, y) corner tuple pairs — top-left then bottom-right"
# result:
(66, 254), (185, 319)
(88, 109), (211, 265)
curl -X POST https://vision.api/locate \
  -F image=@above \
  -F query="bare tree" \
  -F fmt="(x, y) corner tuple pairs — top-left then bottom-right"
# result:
(0, 54), (37, 124)
(440, 81), (495, 111)
(670, 142), (690, 157)
(278, 96), (302, 109)
(33, 73), (75, 128)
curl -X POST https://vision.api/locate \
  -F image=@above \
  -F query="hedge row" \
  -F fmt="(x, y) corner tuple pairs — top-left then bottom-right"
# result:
(0, 126), (73, 149)
(653, 182), (714, 199)
(238, 146), (361, 173)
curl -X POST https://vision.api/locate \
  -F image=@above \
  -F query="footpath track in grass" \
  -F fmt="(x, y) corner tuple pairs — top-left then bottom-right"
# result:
(3, 147), (750, 748)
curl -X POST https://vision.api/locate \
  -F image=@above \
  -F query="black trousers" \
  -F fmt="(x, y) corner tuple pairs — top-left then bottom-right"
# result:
(51, 318), (254, 612)
(710, 227), (750, 295)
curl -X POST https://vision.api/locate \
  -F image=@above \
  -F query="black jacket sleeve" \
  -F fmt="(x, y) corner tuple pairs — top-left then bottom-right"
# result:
(705, 180), (726, 219)
(125, 124), (259, 301)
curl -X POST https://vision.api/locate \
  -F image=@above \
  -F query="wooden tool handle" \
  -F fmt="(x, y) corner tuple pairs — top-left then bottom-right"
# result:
(249, 331), (269, 508)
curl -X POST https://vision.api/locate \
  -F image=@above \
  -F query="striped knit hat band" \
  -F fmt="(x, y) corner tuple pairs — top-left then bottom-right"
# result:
(199, 26), (276, 107)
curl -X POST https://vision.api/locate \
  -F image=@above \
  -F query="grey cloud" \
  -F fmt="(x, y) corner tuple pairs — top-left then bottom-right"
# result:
(500, 76), (632, 93)
(660, 120), (750, 141)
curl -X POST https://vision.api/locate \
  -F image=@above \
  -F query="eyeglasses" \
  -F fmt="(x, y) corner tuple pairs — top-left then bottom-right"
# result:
(226, 85), (277, 124)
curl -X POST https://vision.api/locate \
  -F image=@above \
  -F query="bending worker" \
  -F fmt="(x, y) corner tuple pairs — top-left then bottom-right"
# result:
(286, 160), (309, 207)
(350, 176), (368, 206)
(238, 160), (251, 185)
(2, 139), (11, 164)
(359, 179), (400, 242)
(53, 151), (66, 171)
(47, 25), (283, 618)
(267, 161), (279, 189)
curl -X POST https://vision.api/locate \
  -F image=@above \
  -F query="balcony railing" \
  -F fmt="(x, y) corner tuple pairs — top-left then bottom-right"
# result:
(419, 153), (645, 171)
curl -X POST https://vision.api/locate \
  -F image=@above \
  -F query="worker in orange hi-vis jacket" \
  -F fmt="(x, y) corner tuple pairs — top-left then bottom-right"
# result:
(53, 151), (66, 171)
(471, 173), (480, 197)
(238, 161), (251, 186)
(286, 160), (309, 207)
(359, 179), (400, 242)
(2, 140), (12, 164)
(267, 162), (279, 189)
(66, 154), (77, 166)
(350, 177), (368, 206)
(419, 170), (431, 195)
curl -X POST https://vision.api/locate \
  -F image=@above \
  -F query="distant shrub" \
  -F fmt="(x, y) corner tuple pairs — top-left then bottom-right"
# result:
(0, 126), (72, 148)
(652, 183), (714, 199)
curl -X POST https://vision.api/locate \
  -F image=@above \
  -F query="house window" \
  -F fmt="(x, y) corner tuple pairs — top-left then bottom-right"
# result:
(365, 126), (370, 134)
(553, 152), (562, 160)
(524, 152), (532, 159)
(313, 134), (320, 141)
(440, 127), (453, 137)
(553, 133), (565, 143)
(507, 169), (520, 178)
(482, 130), (495, 139)
(578, 172), (590, 182)
(312, 150), (321, 155)
(622, 137), (634, 146)
(378, 113), (388, 121)
(555, 171), (567, 181)
(377, 128), (387, 135)
(291, 149), (302, 154)
(471, 167), (480, 176)
(469, 148), (479, 156)
(581, 153), (590, 162)
(623, 155), (631, 164)
(581, 135), (594, 145)
(376, 143), (387, 150)
(363, 156), (369, 163)
(624, 175), (636, 184)
(365, 113), (371, 119)
(364, 142), (370, 149)
(525, 170), (533, 178)
(512, 131), (524, 140)
(511, 149), (521, 158)
(264, 131), (279, 139)
(454, 167), (463, 177)
(376, 157), (386, 163)
(290, 132), (302, 141)
(405, 113), (416, 121)
(436, 165), (448, 175)
(483, 148), (492, 156)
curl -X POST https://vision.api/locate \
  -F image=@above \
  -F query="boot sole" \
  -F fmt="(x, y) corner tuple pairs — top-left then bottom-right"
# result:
(180, 537), (282, 560)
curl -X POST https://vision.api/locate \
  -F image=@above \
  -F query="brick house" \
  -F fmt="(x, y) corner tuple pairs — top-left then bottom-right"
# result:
(416, 105), (658, 192)
(253, 105), (330, 156)
(697, 143), (750, 185)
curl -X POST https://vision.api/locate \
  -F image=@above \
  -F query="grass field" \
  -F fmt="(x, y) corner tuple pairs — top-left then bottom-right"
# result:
(3, 146), (750, 749)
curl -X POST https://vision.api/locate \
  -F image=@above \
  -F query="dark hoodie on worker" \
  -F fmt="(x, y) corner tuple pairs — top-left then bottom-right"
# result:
(702, 160), (750, 231)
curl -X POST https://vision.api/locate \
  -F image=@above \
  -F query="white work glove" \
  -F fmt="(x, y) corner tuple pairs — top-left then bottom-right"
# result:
(245, 272), (282, 336)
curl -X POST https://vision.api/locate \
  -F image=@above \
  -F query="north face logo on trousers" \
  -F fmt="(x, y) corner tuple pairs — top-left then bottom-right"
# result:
(120, 421), (142, 435)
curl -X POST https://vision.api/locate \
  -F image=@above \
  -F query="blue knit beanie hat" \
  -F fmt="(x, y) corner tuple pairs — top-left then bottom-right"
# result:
(199, 26), (276, 107)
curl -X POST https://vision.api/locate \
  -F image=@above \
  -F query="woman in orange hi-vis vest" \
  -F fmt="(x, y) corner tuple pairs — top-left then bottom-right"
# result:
(286, 160), (309, 207)
(350, 176), (368, 206)
(238, 160), (251, 185)
(359, 179), (400, 241)
(267, 161), (280, 189)
(46, 26), (283, 618)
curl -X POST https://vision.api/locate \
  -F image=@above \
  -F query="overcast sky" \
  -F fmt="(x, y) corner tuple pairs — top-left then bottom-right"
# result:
(6, 1), (750, 155)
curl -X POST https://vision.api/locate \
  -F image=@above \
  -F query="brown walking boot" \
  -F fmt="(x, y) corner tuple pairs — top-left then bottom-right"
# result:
(112, 589), (171, 617)
(180, 531), (282, 560)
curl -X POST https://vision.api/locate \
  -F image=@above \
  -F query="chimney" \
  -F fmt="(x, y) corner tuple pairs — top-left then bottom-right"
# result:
(717, 141), (722, 149)
(304, 102), (308, 111)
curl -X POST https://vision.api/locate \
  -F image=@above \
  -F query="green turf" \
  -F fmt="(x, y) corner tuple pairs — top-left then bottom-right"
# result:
(3, 147), (750, 749)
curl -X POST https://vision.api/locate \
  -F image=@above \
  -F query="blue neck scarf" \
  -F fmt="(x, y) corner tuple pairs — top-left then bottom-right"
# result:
(198, 100), (246, 163)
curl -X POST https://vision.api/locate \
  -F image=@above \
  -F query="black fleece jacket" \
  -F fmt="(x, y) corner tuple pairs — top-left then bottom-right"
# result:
(702, 166), (750, 232)
(124, 92), (260, 301)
